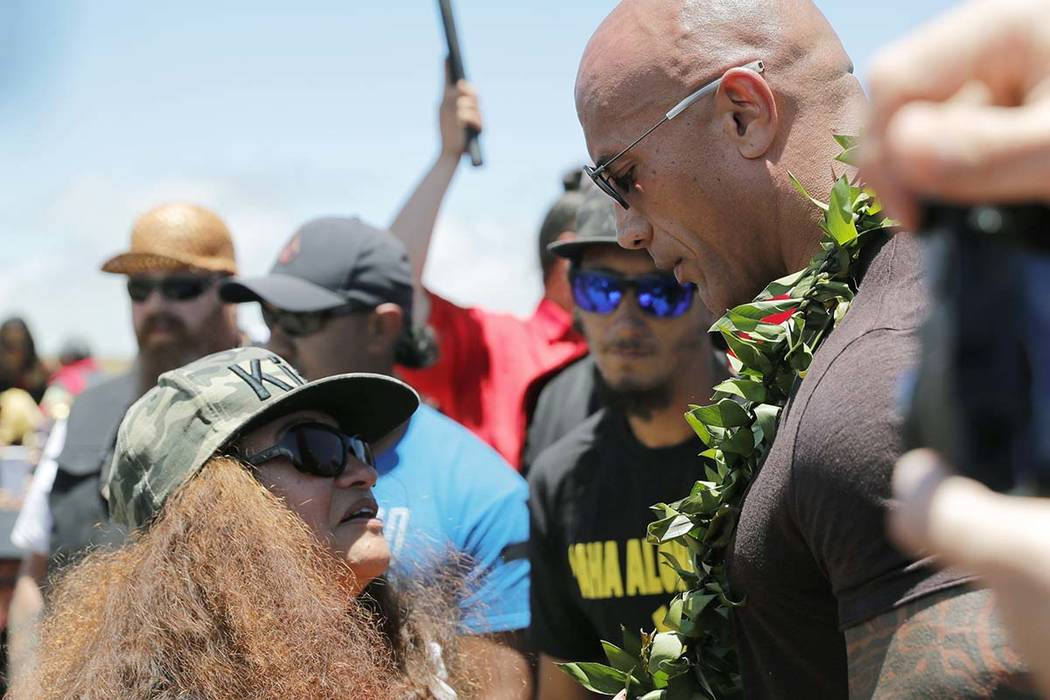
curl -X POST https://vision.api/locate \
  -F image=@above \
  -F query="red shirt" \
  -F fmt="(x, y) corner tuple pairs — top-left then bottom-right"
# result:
(398, 293), (587, 469)
(49, 357), (99, 397)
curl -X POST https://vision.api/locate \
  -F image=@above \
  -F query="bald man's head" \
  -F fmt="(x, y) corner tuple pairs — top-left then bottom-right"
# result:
(577, 0), (851, 123)
(576, 0), (864, 313)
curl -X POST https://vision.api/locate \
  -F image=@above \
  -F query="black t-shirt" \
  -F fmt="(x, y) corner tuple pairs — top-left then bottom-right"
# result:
(528, 408), (706, 661)
(521, 355), (606, 476)
(728, 233), (972, 698)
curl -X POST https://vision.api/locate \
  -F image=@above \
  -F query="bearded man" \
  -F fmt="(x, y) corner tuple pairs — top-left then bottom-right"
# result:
(7, 203), (242, 685)
(575, 1), (1034, 697)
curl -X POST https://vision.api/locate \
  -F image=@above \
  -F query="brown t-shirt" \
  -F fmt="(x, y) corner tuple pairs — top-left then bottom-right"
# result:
(727, 233), (972, 698)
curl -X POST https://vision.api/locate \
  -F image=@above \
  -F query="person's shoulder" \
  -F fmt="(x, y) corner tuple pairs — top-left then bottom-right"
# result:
(72, 369), (136, 404)
(410, 404), (501, 456)
(64, 370), (136, 423)
(409, 405), (524, 485)
(788, 326), (917, 483)
(839, 233), (927, 339)
(538, 355), (595, 397)
(528, 409), (607, 489)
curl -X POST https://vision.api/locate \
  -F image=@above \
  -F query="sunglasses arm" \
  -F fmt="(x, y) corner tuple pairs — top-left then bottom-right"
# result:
(665, 59), (765, 120)
(239, 445), (284, 467)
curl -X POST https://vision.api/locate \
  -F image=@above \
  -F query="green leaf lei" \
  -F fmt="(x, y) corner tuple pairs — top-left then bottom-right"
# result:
(561, 137), (895, 699)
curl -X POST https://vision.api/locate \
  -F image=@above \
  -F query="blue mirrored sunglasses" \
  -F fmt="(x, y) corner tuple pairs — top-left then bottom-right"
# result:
(570, 269), (696, 318)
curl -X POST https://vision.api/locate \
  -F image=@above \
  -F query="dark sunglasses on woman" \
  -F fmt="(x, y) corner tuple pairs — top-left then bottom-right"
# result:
(261, 303), (370, 338)
(240, 421), (374, 478)
(570, 268), (696, 319)
(127, 275), (225, 303)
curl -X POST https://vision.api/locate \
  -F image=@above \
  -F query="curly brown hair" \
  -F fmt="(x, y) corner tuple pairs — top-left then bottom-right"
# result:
(8, 457), (471, 700)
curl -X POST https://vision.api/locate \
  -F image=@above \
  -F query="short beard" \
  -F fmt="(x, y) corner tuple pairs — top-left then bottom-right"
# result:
(605, 380), (674, 421)
(136, 305), (233, 390)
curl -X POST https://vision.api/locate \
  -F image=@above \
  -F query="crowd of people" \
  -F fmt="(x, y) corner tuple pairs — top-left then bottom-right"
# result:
(1, 0), (1048, 698)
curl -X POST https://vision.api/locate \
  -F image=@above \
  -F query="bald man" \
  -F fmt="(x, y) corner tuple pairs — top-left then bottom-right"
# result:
(573, 2), (1034, 698)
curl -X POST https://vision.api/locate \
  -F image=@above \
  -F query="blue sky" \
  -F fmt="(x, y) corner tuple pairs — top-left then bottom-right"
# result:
(1, 0), (957, 358)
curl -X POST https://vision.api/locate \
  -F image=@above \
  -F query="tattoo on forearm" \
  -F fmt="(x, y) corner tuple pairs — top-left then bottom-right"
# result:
(845, 588), (1036, 699)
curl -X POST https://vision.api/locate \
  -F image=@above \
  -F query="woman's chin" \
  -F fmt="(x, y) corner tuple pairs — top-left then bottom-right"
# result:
(336, 543), (390, 595)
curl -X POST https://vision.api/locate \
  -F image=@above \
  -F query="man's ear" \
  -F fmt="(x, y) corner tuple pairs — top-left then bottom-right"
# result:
(369, 303), (404, 352)
(714, 68), (778, 159)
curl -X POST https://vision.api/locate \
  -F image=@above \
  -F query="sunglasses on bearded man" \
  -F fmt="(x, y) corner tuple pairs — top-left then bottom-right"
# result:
(127, 275), (227, 303)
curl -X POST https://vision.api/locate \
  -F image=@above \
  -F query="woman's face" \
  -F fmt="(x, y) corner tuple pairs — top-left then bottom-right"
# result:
(237, 409), (389, 595)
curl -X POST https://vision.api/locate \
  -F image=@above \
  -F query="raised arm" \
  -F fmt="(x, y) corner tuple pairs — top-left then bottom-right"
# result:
(389, 74), (482, 324)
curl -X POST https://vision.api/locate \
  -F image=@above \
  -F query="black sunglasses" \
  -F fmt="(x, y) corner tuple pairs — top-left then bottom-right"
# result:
(570, 268), (696, 318)
(127, 275), (224, 303)
(241, 421), (374, 478)
(261, 303), (370, 338)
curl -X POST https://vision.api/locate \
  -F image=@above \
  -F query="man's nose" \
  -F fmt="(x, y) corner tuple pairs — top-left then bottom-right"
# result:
(610, 289), (649, 325)
(615, 206), (653, 250)
(139, 287), (168, 314)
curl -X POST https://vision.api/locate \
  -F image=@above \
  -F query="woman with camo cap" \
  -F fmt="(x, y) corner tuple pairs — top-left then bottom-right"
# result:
(12, 346), (468, 700)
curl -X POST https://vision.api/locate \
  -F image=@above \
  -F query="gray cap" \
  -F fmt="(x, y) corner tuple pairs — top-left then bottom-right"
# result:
(105, 346), (418, 531)
(547, 183), (620, 260)
(220, 217), (413, 314)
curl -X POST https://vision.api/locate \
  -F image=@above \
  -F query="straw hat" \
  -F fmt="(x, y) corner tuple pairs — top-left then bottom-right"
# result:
(101, 203), (238, 275)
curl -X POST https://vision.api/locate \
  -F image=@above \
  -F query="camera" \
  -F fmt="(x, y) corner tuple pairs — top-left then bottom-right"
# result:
(905, 204), (1050, 495)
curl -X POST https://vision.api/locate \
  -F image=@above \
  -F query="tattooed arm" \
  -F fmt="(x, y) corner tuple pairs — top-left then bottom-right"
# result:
(845, 588), (1036, 699)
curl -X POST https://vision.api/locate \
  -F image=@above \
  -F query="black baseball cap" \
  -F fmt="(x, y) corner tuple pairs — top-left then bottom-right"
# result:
(220, 217), (413, 315)
(547, 184), (620, 260)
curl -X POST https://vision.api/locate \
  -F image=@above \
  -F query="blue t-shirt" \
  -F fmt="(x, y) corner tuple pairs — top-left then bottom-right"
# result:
(374, 404), (530, 634)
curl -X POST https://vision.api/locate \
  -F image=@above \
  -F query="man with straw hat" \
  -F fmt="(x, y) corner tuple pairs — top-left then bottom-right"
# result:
(7, 202), (242, 685)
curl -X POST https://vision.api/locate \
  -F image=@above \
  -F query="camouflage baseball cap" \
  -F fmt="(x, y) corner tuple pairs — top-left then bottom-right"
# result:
(106, 346), (418, 531)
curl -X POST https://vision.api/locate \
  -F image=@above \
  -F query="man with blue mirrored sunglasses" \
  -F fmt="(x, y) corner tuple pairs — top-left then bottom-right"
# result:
(527, 183), (725, 700)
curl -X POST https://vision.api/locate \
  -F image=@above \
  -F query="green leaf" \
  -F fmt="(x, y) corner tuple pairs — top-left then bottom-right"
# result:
(787, 171), (829, 211)
(723, 298), (798, 321)
(702, 504), (740, 548)
(648, 633), (685, 675)
(712, 378), (766, 403)
(664, 595), (686, 632)
(724, 311), (789, 338)
(559, 662), (629, 695)
(682, 590), (717, 618)
(690, 399), (750, 428)
(621, 626), (643, 659)
(602, 640), (641, 673)
(752, 403), (780, 446)
(684, 409), (712, 445)
(833, 134), (861, 165)
(654, 513), (695, 542)
(825, 176), (858, 246)
(639, 691), (667, 700)
(832, 133), (857, 150)
(717, 330), (773, 375)
(761, 268), (809, 298)
(718, 426), (755, 456)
